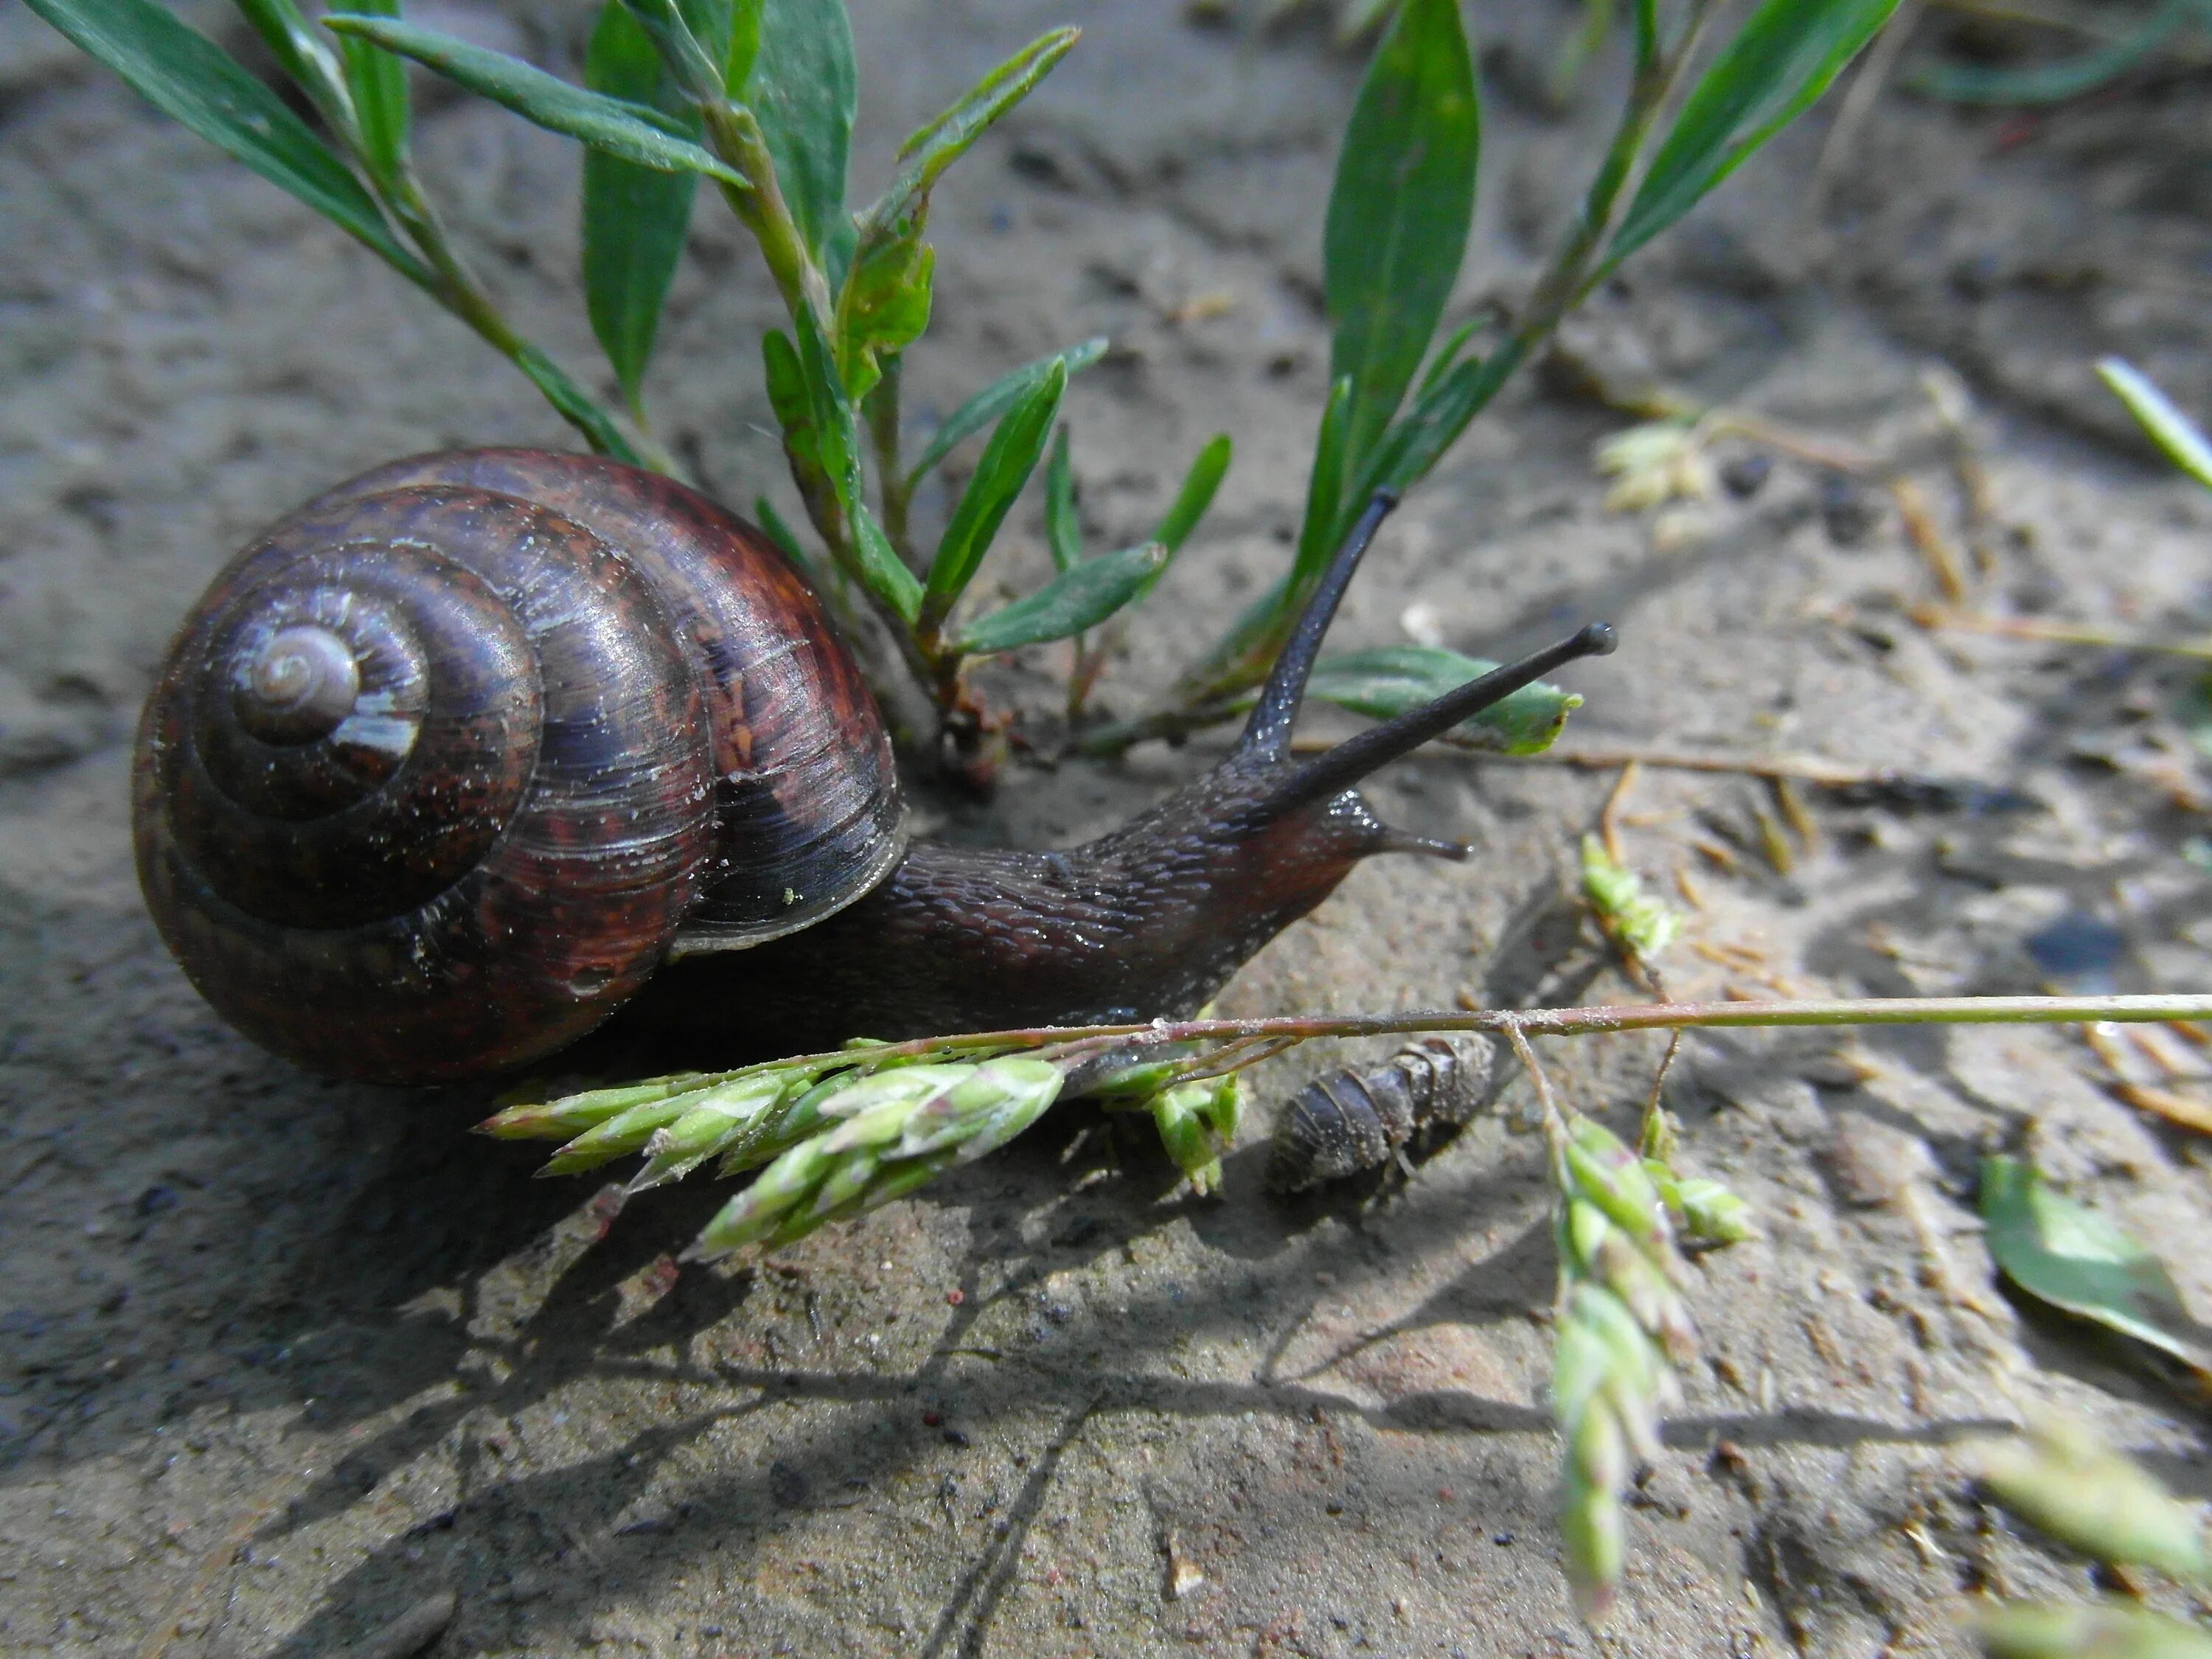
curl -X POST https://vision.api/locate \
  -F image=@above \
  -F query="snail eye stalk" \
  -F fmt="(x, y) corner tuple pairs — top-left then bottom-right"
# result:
(1258, 623), (1619, 822)
(1237, 488), (1401, 762)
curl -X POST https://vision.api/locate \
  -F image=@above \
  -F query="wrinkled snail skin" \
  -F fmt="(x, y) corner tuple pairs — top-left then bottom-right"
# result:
(133, 448), (1616, 1085)
(634, 755), (1405, 1056)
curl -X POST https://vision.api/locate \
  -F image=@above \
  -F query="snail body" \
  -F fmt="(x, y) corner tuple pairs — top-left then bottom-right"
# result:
(1265, 1034), (1498, 1193)
(133, 449), (1615, 1085)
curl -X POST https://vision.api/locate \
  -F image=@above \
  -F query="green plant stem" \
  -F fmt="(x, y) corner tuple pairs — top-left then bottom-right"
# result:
(374, 160), (648, 466)
(868, 356), (915, 559)
(684, 99), (956, 705)
(1082, 4), (1718, 760)
(700, 101), (827, 329)
(599, 993), (2212, 1112)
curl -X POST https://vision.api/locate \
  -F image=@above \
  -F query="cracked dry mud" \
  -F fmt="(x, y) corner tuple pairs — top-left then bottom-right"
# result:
(7, 2), (2212, 1655)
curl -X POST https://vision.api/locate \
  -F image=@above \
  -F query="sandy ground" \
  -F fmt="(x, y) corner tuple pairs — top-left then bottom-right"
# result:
(7, 1), (2212, 1654)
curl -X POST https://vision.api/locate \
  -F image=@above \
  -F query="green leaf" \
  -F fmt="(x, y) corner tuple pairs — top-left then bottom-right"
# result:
(24, 0), (428, 280)
(754, 495), (806, 563)
(1364, 337), (1520, 500)
(924, 360), (1066, 623)
(743, 0), (854, 260)
(905, 337), (1108, 487)
(782, 309), (922, 623)
(1152, 433), (1231, 555)
(762, 327), (814, 457)
(956, 540), (1168, 655)
(1043, 425), (1082, 573)
(1603, 0), (1901, 272)
(613, 0), (731, 105)
(1324, 0), (1479, 476)
(1293, 375), (1355, 588)
(332, 0), (408, 184)
(725, 0), (761, 88)
(789, 305), (859, 493)
(231, 0), (352, 129)
(2099, 357), (2212, 493)
(1304, 644), (1582, 754)
(835, 234), (933, 405)
(325, 15), (748, 186)
(851, 501), (923, 624)
(1981, 1155), (2205, 1368)
(860, 28), (1078, 245)
(584, 0), (704, 408)
(1418, 316), (1483, 399)
(1913, 0), (2200, 105)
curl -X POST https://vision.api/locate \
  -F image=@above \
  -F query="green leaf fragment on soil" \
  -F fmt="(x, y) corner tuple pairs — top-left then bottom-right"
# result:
(1301, 644), (1582, 754)
(1980, 1155), (2205, 1368)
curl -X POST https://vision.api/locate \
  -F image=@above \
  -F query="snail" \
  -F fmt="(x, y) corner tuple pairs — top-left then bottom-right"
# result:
(1265, 1034), (1498, 1193)
(133, 448), (1617, 1085)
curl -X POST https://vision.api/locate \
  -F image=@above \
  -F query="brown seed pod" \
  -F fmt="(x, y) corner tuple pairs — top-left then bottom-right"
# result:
(1266, 1034), (1498, 1193)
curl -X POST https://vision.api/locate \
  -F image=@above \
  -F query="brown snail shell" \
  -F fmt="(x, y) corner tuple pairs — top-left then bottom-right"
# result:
(132, 450), (902, 1084)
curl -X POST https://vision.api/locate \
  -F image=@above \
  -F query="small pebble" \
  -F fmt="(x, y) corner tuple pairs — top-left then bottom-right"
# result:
(1719, 452), (1772, 498)
(1820, 474), (1880, 546)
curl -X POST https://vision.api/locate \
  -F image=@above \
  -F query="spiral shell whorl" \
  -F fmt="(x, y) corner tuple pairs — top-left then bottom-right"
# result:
(135, 479), (720, 1082)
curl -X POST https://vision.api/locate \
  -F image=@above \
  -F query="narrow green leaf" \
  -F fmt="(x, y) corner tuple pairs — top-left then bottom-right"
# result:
(583, 0), (702, 408)
(905, 337), (1108, 487)
(1631, 0), (1658, 72)
(2098, 357), (2212, 493)
(924, 359), (1066, 622)
(863, 28), (1078, 242)
(1419, 317), (1483, 400)
(743, 0), (854, 260)
(1324, 0), (1479, 475)
(761, 327), (815, 465)
(956, 542), (1168, 655)
(851, 502), (922, 624)
(1913, 0), (2197, 105)
(511, 345), (646, 466)
(1603, 0), (1901, 272)
(325, 15), (748, 186)
(1364, 338), (1520, 501)
(725, 0), (761, 88)
(332, 0), (408, 184)
(613, 0), (729, 105)
(1292, 375), (1354, 589)
(1304, 645), (1582, 754)
(24, 0), (428, 280)
(784, 307), (922, 622)
(231, 0), (352, 129)
(1981, 1155), (2205, 1368)
(754, 495), (806, 563)
(1043, 425), (1082, 573)
(790, 303), (859, 493)
(1152, 434), (1231, 555)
